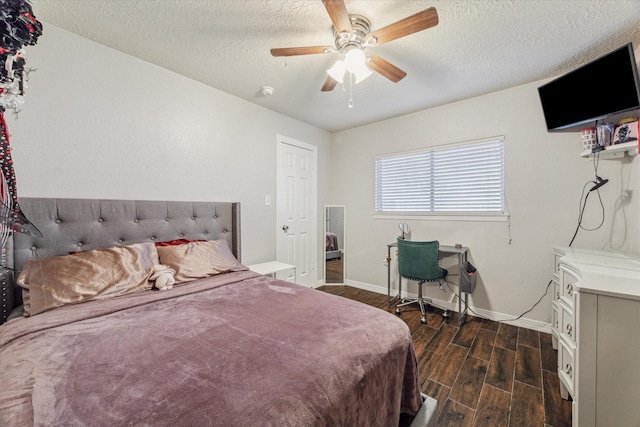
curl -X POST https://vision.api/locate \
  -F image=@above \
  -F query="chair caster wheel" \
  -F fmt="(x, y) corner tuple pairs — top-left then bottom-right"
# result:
(395, 308), (401, 315)
(442, 310), (450, 319)
(421, 317), (427, 324)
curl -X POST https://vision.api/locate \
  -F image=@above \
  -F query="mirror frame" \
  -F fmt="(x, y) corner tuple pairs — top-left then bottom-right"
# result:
(324, 205), (346, 285)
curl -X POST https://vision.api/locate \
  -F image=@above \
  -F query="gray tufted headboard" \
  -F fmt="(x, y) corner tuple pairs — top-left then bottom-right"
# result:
(1, 198), (241, 324)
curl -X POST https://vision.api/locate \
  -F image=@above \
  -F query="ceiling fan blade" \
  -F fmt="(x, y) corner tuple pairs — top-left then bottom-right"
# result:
(321, 76), (338, 92)
(322, 0), (352, 35)
(367, 54), (407, 83)
(367, 7), (438, 46)
(270, 46), (335, 57)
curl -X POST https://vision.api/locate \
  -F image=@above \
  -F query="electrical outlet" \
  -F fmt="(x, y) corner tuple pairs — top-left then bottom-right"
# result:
(448, 293), (456, 303)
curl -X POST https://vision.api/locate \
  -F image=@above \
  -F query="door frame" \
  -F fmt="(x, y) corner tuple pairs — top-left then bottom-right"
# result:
(276, 134), (318, 287)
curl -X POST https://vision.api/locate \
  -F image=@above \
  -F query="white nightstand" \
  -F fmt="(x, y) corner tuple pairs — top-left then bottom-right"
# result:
(248, 261), (297, 283)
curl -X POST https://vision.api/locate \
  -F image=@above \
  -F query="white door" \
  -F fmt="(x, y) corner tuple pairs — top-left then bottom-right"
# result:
(276, 136), (317, 287)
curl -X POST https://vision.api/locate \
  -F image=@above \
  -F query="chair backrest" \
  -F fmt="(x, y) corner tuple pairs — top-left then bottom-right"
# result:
(397, 238), (446, 282)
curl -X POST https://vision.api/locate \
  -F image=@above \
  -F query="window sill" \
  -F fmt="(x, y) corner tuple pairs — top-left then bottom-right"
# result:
(372, 212), (509, 222)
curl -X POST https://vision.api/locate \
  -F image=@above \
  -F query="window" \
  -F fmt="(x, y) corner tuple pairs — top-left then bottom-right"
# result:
(374, 138), (504, 215)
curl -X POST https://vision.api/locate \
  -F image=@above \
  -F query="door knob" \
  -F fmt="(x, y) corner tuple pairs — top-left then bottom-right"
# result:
(282, 225), (289, 232)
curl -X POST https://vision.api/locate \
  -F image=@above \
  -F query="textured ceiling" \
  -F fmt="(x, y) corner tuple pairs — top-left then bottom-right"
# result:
(29, 0), (640, 132)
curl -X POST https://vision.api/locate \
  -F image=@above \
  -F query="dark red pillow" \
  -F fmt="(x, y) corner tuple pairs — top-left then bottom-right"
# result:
(155, 239), (207, 247)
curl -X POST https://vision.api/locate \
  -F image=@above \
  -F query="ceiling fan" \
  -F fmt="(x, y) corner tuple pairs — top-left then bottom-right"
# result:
(270, 0), (439, 92)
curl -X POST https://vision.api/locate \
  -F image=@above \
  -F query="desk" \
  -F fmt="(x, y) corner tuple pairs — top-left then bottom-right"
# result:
(387, 242), (470, 326)
(248, 261), (297, 283)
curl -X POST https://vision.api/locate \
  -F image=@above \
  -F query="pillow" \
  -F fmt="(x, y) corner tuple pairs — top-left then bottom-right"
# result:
(155, 238), (206, 247)
(16, 242), (159, 316)
(156, 239), (247, 283)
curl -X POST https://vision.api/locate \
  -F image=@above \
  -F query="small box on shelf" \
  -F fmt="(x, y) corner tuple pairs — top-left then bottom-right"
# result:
(611, 119), (638, 145)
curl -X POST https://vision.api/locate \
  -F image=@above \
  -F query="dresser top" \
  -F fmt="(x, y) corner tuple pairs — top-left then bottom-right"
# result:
(554, 246), (640, 299)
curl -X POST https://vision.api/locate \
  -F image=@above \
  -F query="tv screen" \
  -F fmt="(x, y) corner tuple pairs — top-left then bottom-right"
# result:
(538, 43), (640, 131)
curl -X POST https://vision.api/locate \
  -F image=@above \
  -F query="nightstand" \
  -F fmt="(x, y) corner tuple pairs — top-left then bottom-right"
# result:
(248, 261), (297, 283)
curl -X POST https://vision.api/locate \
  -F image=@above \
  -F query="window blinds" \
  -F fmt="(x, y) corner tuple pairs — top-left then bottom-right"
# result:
(375, 139), (504, 213)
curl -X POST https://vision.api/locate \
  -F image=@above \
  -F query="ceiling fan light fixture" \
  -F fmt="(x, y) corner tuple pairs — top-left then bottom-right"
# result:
(327, 59), (346, 83)
(343, 49), (372, 83)
(344, 48), (365, 73)
(353, 64), (372, 84)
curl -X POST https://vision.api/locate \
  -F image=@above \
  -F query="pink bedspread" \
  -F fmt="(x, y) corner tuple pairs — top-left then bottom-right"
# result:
(0, 271), (422, 426)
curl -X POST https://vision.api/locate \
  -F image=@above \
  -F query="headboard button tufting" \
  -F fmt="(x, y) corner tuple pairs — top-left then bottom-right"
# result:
(5, 198), (241, 325)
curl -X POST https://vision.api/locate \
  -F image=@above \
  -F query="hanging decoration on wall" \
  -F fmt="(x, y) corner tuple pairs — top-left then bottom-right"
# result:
(0, 112), (40, 241)
(0, 0), (42, 114)
(0, 0), (43, 245)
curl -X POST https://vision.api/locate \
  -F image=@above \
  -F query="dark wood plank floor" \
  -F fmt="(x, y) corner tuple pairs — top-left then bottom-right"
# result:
(317, 285), (572, 427)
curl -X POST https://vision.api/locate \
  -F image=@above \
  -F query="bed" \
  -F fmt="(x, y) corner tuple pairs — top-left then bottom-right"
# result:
(0, 198), (435, 426)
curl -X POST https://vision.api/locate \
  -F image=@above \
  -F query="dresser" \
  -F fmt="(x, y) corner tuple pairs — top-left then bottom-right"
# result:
(551, 246), (640, 427)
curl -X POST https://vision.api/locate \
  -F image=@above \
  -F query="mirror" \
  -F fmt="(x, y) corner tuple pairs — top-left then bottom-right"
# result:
(324, 205), (345, 284)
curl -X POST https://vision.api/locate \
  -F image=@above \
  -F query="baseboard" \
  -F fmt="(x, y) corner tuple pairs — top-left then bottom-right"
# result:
(344, 279), (551, 333)
(316, 279), (344, 287)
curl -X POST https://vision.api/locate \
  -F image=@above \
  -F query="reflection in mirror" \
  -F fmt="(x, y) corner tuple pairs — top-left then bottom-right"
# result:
(325, 205), (345, 284)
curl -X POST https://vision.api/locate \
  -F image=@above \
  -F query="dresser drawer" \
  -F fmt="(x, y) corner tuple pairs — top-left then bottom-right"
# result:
(560, 266), (577, 308)
(558, 338), (575, 398)
(559, 302), (575, 344)
(553, 250), (563, 276)
(553, 279), (561, 303)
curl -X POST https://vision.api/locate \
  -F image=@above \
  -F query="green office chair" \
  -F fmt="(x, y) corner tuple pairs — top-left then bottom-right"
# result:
(395, 238), (448, 325)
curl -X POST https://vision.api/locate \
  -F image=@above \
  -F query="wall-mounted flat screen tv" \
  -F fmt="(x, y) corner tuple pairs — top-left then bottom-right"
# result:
(538, 43), (640, 132)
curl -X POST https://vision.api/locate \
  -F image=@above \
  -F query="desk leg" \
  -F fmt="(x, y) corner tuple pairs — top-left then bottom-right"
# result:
(458, 252), (466, 326)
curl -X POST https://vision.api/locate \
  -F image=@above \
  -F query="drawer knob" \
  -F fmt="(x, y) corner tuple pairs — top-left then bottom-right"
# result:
(566, 323), (573, 337)
(566, 283), (573, 296)
(565, 363), (572, 377)
(556, 292), (560, 300)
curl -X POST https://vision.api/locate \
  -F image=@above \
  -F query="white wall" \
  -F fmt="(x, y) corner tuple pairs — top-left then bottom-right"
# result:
(331, 81), (639, 328)
(7, 24), (639, 327)
(7, 24), (332, 271)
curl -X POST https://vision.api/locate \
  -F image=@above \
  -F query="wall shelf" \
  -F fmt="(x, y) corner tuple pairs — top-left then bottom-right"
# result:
(580, 141), (638, 160)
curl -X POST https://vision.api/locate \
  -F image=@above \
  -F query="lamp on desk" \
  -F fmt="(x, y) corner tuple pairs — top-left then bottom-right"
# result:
(398, 223), (410, 240)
